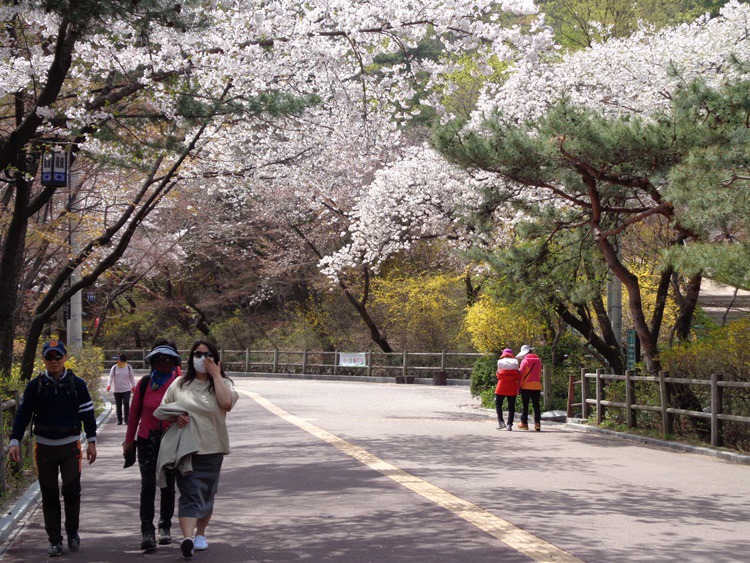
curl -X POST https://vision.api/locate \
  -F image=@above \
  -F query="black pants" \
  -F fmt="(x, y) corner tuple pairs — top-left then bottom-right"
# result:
(137, 436), (175, 534)
(495, 394), (517, 426)
(520, 389), (542, 425)
(114, 391), (131, 424)
(35, 441), (82, 543)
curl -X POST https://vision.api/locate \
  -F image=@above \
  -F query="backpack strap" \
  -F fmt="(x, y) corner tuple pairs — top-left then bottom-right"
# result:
(68, 370), (78, 406)
(134, 375), (151, 422)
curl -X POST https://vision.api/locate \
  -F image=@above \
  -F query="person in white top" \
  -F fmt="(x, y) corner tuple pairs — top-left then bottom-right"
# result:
(155, 340), (238, 559)
(107, 354), (136, 425)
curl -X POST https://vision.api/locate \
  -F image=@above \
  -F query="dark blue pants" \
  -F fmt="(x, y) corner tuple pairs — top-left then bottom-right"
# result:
(495, 394), (517, 426)
(137, 436), (175, 534)
(35, 441), (81, 543)
(521, 389), (542, 425)
(114, 391), (131, 424)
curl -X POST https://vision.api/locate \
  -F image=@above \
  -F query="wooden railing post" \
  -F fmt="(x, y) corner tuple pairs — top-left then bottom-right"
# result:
(402, 350), (408, 377)
(595, 368), (604, 425)
(440, 350), (446, 371)
(244, 348), (249, 373)
(625, 370), (635, 429)
(366, 352), (372, 377)
(581, 369), (591, 419)
(542, 365), (552, 411)
(711, 373), (723, 447)
(658, 371), (673, 436)
(333, 349), (338, 375)
(302, 349), (308, 374)
(272, 349), (279, 373)
(567, 373), (575, 418)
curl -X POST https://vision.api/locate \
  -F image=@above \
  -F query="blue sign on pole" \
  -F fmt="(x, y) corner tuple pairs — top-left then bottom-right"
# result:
(41, 150), (68, 187)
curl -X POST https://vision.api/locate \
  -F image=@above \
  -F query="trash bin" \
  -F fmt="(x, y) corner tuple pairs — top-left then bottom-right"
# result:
(433, 370), (447, 386)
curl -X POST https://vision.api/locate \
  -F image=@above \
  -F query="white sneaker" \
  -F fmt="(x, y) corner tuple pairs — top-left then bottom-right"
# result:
(193, 535), (208, 551)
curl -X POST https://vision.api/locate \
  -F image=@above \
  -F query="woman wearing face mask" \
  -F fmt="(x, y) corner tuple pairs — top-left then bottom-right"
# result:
(154, 339), (238, 559)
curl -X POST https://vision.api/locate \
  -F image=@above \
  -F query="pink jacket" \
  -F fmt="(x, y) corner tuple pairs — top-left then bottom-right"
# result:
(125, 374), (177, 443)
(519, 354), (543, 390)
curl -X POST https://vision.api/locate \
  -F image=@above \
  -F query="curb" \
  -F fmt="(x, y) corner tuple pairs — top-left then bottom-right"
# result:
(0, 400), (113, 548)
(565, 421), (750, 466)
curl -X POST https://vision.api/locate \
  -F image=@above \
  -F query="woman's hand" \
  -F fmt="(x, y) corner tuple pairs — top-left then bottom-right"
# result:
(204, 356), (222, 379)
(122, 441), (134, 454)
(177, 414), (190, 428)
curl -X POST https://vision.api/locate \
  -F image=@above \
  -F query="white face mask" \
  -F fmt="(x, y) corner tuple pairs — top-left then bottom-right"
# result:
(193, 356), (208, 373)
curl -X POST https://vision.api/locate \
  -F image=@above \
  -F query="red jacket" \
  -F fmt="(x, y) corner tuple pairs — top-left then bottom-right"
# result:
(519, 354), (543, 390)
(125, 373), (177, 443)
(495, 357), (521, 396)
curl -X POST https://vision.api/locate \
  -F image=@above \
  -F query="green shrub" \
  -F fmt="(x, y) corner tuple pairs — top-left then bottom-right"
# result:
(0, 364), (27, 401)
(470, 354), (498, 408)
(66, 346), (105, 410)
(660, 317), (750, 452)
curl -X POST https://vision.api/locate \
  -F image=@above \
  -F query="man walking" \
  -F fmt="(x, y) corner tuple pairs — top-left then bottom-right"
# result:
(8, 340), (97, 557)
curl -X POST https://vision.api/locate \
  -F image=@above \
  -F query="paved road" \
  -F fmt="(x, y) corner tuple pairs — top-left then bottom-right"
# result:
(2, 378), (749, 562)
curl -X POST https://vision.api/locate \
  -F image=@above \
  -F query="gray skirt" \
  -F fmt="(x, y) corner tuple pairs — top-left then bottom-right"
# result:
(176, 453), (224, 518)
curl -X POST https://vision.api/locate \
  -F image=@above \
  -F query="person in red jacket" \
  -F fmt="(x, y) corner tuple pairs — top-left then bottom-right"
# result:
(124, 340), (181, 551)
(495, 348), (521, 431)
(516, 345), (543, 431)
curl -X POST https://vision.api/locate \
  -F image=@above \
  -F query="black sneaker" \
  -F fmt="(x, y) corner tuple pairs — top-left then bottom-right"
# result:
(180, 537), (194, 559)
(158, 528), (172, 545)
(497, 421), (506, 430)
(47, 541), (63, 557)
(68, 534), (80, 552)
(141, 530), (157, 550)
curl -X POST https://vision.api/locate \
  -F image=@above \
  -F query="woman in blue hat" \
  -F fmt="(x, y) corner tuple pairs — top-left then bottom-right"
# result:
(123, 340), (181, 551)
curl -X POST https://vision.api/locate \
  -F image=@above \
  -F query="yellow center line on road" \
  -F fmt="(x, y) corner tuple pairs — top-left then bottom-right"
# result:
(240, 389), (581, 563)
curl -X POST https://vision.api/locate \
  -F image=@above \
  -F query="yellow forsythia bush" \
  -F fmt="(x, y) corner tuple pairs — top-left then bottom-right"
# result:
(463, 294), (544, 355)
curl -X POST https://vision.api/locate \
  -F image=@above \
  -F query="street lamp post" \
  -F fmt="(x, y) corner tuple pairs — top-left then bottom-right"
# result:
(67, 163), (83, 351)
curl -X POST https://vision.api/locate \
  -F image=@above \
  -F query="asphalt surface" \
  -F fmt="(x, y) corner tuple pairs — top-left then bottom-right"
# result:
(2, 378), (749, 562)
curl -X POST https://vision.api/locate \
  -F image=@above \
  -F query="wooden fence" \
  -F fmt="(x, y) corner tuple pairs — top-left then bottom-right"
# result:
(567, 369), (750, 447)
(0, 392), (34, 497)
(104, 349), (483, 379)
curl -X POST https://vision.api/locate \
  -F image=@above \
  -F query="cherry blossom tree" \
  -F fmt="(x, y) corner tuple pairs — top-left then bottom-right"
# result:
(434, 1), (750, 373)
(1, 0), (555, 375)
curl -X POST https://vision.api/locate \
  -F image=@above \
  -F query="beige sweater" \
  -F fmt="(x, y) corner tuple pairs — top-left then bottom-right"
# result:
(156, 377), (239, 455)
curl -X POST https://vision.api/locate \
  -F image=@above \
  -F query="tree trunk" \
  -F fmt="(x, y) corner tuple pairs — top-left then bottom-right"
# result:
(552, 298), (625, 373)
(672, 272), (702, 341)
(289, 224), (393, 353)
(0, 179), (31, 375)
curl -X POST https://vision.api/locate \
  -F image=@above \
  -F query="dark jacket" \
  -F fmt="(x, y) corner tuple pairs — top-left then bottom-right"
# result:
(10, 369), (97, 446)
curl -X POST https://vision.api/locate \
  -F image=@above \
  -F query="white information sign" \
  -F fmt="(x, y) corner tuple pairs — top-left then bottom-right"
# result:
(339, 352), (367, 367)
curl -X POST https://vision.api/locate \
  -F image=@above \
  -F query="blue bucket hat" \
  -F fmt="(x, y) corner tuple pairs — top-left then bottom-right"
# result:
(144, 345), (181, 366)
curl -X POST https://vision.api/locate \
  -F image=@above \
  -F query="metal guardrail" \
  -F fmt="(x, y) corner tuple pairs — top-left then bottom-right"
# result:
(104, 349), (483, 379)
(567, 369), (750, 447)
